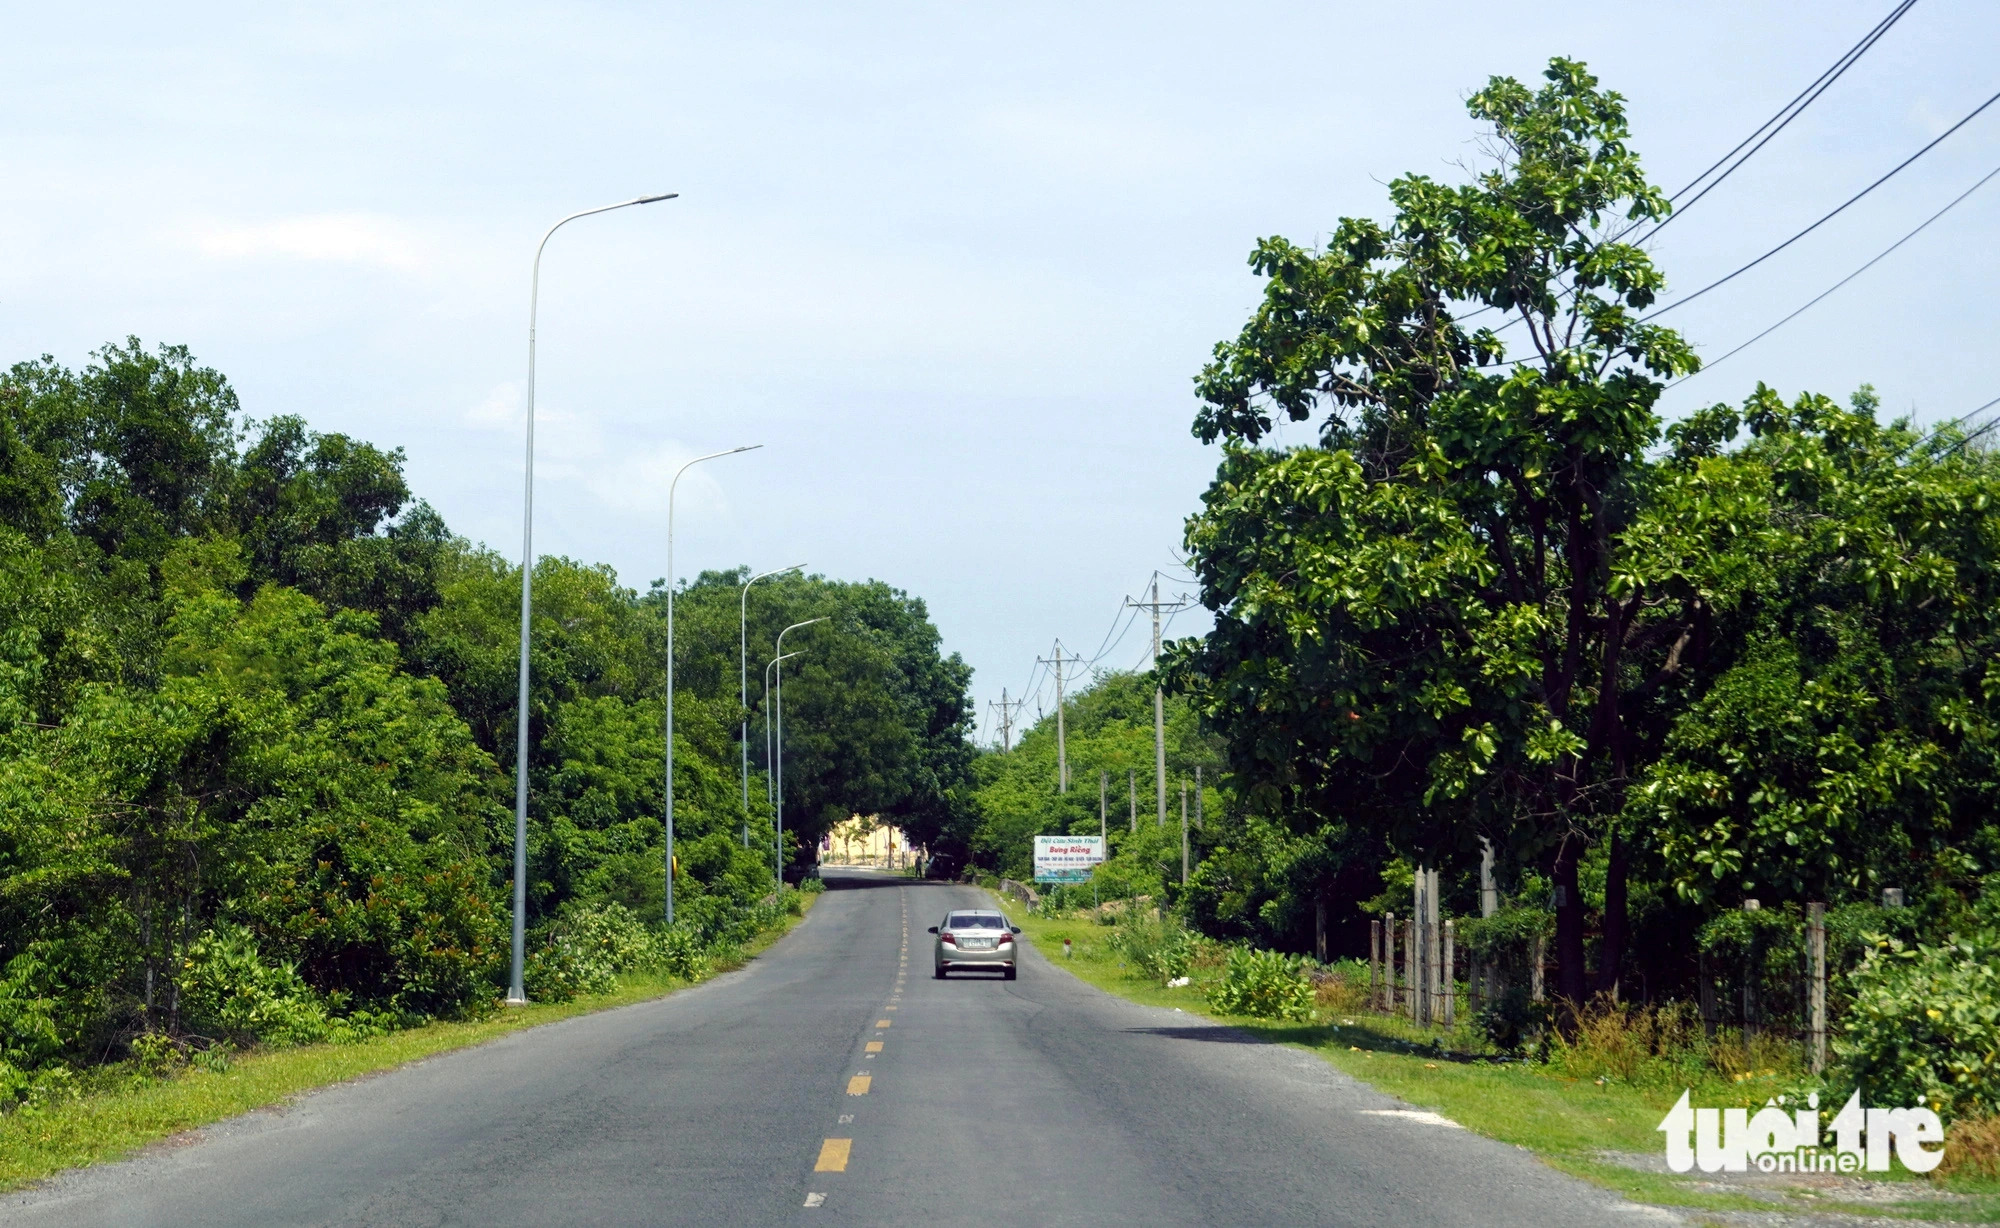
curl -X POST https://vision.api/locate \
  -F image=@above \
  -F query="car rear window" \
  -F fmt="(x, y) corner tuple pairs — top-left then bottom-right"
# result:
(947, 913), (1004, 929)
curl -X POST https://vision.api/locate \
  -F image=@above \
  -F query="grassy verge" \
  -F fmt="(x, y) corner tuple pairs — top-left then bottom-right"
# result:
(1001, 900), (1999, 1223)
(0, 898), (815, 1194)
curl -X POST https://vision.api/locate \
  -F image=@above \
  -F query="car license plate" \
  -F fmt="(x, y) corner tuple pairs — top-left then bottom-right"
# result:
(962, 938), (993, 950)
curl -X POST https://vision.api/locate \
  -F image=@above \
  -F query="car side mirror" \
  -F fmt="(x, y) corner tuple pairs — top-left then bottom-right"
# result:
(1011, 927), (1022, 934)
(927, 926), (938, 933)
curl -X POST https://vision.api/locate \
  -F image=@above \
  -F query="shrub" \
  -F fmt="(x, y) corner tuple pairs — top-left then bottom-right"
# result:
(0, 953), (72, 1110)
(1543, 998), (1714, 1087)
(1476, 983), (1552, 1055)
(1207, 947), (1315, 1021)
(1309, 962), (1373, 1015)
(1836, 928), (2000, 1120)
(657, 926), (710, 981)
(1107, 913), (1197, 983)
(179, 924), (332, 1047)
(523, 903), (657, 1003)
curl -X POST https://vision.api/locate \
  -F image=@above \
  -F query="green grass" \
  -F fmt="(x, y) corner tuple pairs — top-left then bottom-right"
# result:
(1002, 900), (2000, 1223)
(0, 900), (814, 1194)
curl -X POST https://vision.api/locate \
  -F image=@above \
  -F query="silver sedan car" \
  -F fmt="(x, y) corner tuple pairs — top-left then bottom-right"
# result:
(929, 910), (1020, 979)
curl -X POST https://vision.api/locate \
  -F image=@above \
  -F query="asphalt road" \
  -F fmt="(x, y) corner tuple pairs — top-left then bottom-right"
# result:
(2, 869), (1680, 1226)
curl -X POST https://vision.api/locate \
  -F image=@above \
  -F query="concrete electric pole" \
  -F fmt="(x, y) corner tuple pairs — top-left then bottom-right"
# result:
(1126, 576), (1188, 827)
(1099, 770), (1108, 842)
(988, 688), (1024, 752)
(1035, 643), (1084, 793)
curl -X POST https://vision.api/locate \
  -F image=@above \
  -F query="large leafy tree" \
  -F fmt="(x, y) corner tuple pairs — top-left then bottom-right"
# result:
(1629, 386), (2000, 908)
(1175, 59), (1700, 1004)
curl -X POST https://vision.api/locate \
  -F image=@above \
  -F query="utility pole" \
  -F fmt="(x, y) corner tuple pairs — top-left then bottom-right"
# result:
(1099, 770), (1108, 842)
(988, 688), (1024, 752)
(1035, 643), (1084, 793)
(1180, 779), (1189, 885)
(1126, 576), (1188, 828)
(1127, 769), (1136, 833)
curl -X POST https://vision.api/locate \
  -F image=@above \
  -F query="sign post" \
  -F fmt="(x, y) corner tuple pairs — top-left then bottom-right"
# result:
(1033, 836), (1106, 908)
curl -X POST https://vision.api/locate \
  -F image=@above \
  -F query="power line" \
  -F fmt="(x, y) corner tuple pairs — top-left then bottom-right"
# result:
(1955, 401), (2000, 450)
(1680, 160), (2000, 382)
(1644, 83), (2000, 323)
(1638, 0), (1918, 241)
(1455, 6), (1914, 327)
(1914, 392), (2000, 454)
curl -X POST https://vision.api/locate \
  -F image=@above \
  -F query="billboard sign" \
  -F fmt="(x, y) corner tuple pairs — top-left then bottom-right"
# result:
(1033, 835), (1106, 884)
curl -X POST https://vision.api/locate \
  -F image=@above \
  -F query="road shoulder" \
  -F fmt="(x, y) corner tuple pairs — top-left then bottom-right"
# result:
(0, 897), (817, 1195)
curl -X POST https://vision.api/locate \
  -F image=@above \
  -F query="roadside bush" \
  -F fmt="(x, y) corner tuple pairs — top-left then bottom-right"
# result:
(1107, 912), (1197, 983)
(1543, 998), (1706, 1087)
(1207, 947), (1315, 1021)
(0, 954), (73, 1111)
(1476, 983), (1552, 1056)
(179, 924), (332, 1047)
(523, 903), (657, 1003)
(1308, 961), (1373, 1014)
(657, 925), (710, 981)
(1836, 927), (2000, 1120)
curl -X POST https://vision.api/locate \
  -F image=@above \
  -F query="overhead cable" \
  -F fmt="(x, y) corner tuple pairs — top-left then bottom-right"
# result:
(1681, 160), (2000, 381)
(1645, 83), (2000, 322)
(1457, 2), (1916, 324)
(1638, 0), (1919, 241)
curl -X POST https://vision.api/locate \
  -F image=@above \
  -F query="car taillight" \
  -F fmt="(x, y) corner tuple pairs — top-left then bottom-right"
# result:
(939, 931), (955, 945)
(997, 931), (1013, 944)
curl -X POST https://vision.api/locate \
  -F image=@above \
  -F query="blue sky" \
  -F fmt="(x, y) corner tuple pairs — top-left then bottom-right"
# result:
(6, 1), (1998, 742)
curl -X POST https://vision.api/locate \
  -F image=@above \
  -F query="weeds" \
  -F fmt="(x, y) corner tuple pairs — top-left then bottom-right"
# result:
(1207, 948), (1316, 1020)
(1940, 1114), (2000, 1181)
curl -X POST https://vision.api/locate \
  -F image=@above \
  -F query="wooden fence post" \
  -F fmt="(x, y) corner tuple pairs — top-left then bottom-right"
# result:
(1405, 918), (1418, 1018)
(1743, 898), (1761, 1046)
(1383, 912), (1396, 1012)
(1370, 919), (1381, 1008)
(1808, 902), (1826, 1075)
(1443, 919), (1455, 1028)
(1412, 871), (1426, 1025)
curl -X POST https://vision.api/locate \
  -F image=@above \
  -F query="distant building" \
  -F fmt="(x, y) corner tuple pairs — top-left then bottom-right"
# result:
(826, 814), (910, 868)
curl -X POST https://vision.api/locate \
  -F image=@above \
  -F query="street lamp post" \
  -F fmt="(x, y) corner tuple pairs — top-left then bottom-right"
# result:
(771, 617), (826, 884)
(663, 446), (761, 927)
(508, 191), (677, 1007)
(740, 563), (805, 845)
(763, 650), (801, 881)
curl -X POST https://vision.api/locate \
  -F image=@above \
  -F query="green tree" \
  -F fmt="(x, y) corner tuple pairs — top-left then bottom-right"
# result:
(1176, 59), (1698, 1004)
(1627, 386), (2000, 909)
(665, 569), (976, 875)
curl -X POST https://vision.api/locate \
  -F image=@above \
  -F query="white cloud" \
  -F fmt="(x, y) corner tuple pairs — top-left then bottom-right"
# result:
(190, 213), (427, 271)
(466, 381), (525, 430)
(585, 442), (734, 519)
(465, 383), (731, 518)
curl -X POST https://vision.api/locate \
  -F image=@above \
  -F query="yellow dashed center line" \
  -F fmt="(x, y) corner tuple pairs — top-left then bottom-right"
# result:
(846, 1075), (871, 1095)
(865, 1041), (883, 1052)
(815, 1139), (851, 1172)
(875, 1019), (891, 1028)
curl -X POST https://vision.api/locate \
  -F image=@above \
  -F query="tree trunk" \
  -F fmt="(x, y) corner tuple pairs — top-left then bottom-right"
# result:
(1552, 837), (1587, 1011)
(1595, 829), (1628, 999)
